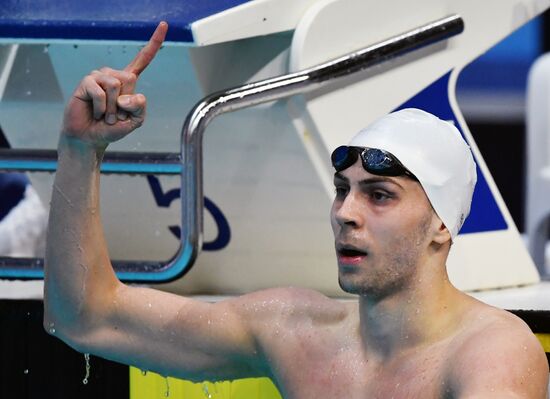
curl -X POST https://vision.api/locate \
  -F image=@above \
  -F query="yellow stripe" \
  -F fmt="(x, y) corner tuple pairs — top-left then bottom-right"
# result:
(129, 334), (550, 398)
(129, 367), (282, 399)
(535, 333), (550, 353)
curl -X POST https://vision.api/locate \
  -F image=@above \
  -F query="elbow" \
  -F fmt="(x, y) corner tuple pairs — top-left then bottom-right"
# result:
(43, 315), (98, 354)
(43, 305), (97, 354)
(43, 282), (121, 351)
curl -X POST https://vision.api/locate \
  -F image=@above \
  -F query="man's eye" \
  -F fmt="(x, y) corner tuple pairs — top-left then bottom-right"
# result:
(371, 191), (390, 202)
(334, 186), (348, 197)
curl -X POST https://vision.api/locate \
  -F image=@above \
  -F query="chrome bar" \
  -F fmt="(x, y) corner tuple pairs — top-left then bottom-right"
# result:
(175, 14), (464, 279)
(0, 14), (463, 281)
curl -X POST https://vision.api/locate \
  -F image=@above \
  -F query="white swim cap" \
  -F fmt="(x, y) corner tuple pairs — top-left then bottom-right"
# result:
(348, 108), (477, 240)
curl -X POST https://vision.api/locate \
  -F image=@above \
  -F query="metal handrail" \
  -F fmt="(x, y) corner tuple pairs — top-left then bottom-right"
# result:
(178, 14), (463, 281)
(0, 14), (463, 281)
(0, 149), (181, 174)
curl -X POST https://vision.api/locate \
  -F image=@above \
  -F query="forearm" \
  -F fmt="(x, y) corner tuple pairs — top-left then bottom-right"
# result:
(44, 136), (119, 336)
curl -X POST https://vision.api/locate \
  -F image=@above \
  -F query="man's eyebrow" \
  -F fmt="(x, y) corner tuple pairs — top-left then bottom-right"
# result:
(359, 176), (405, 190)
(333, 172), (405, 189)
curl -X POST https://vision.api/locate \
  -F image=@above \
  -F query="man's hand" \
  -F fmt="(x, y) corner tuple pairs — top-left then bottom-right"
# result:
(61, 21), (168, 148)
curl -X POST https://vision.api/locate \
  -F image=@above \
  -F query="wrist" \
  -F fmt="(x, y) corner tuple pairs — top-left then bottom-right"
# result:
(58, 134), (108, 157)
(57, 135), (108, 172)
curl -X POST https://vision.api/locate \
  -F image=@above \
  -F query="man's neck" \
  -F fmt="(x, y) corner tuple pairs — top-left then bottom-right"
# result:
(358, 265), (466, 361)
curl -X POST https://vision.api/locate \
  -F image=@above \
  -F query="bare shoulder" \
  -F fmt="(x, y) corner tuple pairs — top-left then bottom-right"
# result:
(447, 301), (548, 398)
(225, 287), (350, 325)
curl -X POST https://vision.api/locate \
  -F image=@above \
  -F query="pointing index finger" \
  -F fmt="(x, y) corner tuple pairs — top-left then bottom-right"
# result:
(124, 21), (168, 76)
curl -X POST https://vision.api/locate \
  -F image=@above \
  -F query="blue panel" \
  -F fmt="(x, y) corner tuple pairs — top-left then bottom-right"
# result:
(457, 17), (542, 93)
(0, 173), (28, 221)
(0, 0), (252, 43)
(395, 72), (508, 235)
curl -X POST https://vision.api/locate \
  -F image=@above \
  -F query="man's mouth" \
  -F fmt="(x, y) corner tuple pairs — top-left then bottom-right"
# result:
(336, 245), (368, 264)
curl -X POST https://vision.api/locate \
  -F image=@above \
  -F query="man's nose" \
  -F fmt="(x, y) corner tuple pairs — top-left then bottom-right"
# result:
(335, 192), (362, 228)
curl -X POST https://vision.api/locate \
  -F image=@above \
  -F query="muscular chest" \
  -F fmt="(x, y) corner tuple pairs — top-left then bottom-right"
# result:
(270, 338), (452, 399)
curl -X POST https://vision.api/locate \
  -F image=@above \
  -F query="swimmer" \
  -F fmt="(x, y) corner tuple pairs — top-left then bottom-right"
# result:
(44, 22), (548, 398)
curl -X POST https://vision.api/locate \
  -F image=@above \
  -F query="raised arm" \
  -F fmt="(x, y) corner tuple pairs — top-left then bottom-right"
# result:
(43, 22), (277, 380)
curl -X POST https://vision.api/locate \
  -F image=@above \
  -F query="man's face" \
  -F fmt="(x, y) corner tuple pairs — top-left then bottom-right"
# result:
(330, 159), (436, 298)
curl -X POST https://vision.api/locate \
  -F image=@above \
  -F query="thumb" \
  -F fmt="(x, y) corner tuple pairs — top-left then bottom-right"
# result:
(117, 93), (146, 117)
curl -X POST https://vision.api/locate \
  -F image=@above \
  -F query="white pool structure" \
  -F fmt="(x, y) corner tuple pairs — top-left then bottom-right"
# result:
(0, 1), (548, 397)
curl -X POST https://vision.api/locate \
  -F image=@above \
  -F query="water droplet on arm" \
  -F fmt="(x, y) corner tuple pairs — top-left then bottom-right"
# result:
(82, 353), (91, 384)
(202, 383), (212, 398)
(53, 184), (73, 207)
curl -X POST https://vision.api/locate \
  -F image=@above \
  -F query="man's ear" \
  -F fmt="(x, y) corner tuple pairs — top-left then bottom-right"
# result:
(432, 219), (451, 245)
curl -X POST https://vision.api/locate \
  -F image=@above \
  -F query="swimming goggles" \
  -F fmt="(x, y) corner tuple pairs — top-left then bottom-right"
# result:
(331, 146), (417, 179)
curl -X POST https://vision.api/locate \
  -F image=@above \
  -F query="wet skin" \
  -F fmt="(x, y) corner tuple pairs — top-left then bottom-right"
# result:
(44, 22), (549, 399)
(331, 164), (435, 299)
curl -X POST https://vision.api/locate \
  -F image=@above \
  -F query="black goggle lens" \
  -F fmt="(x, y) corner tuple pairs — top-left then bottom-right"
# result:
(364, 149), (392, 171)
(331, 146), (416, 179)
(331, 146), (357, 171)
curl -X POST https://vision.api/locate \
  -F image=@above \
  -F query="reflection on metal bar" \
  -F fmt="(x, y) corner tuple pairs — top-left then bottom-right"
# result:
(177, 14), (464, 281)
(0, 14), (463, 281)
